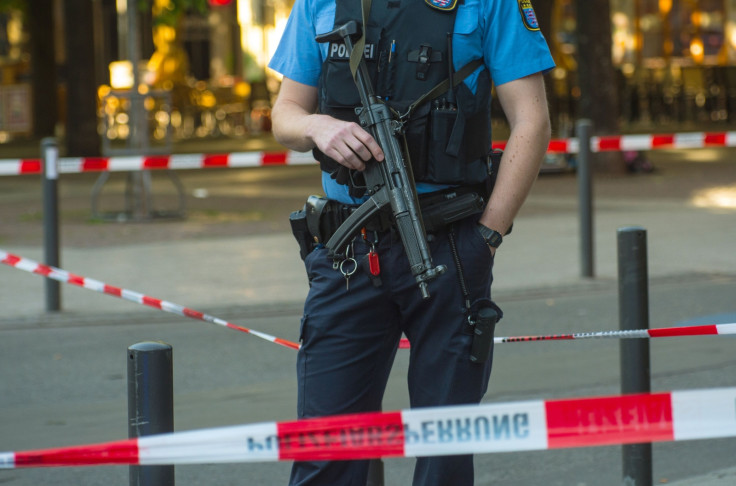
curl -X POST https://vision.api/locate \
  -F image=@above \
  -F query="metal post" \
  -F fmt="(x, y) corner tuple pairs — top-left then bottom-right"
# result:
(126, 0), (147, 153)
(576, 119), (594, 278)
(42, 137), (61, 312)
(617, 227), (652, 486)
(128, 342), (175, 486)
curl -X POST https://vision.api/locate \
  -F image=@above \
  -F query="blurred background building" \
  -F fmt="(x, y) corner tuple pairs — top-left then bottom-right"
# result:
(1, 0), (736, 155)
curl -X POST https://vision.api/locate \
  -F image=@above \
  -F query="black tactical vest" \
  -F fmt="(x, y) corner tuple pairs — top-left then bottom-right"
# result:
(314, 0), (493, 193)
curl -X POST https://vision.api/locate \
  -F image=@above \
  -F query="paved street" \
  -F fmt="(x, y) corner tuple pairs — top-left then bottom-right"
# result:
(0, 144), (735, 484)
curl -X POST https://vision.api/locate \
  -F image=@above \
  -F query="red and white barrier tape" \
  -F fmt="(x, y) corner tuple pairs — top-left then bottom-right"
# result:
(1, 386), (734, 468)
(0, 249), (299, 351)
(495, 130), (736, 154)
(2, 249), (734, 352)
(396, 323), (736, 348)
(492, 323), (736, 343)
(3, 130), (736, 176)
(0, 151), (316, 176)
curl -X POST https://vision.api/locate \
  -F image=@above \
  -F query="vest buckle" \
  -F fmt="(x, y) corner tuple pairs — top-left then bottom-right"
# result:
(416, 44), (432, 80)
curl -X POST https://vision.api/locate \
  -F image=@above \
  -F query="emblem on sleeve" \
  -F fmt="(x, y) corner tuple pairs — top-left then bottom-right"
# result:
(518, 0), (540, 31)
(424, 0), (458, 12)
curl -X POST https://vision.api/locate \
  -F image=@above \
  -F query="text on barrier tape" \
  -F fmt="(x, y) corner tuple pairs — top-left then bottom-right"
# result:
(1, 387), (735, 468)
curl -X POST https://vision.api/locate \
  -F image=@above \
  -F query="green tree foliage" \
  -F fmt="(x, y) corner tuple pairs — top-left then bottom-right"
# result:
(146, 0), (209, 26)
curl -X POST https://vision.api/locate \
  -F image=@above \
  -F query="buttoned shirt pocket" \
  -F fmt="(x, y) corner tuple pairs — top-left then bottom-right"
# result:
(315, 6), (336, 62)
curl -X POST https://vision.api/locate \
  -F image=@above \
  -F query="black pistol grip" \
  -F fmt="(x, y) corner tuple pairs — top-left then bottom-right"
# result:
(324, 190), (390, 258)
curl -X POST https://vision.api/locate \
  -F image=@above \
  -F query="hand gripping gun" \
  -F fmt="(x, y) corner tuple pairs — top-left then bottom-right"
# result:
(316, 21), (446, 299)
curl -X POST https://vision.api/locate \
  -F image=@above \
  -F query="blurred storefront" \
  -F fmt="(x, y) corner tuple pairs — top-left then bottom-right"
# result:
(0, 6), (33, 141)
(3, 1), (736, 146)
(98, 0), (289, 153)
(549, 0), (736, 133)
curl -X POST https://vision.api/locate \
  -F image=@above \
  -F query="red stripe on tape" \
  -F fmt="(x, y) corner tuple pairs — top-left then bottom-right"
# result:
(649, 324), (719, 338)
(67, 274), (85, 287)
(2, 253), (20, 266)
(20, 160), (42, 174)
(651, 135), (674, 148)
(261, 152), (288, 165)
(142, 296), (163, 309)
(596, 137), (621, 152)
(183, 307), (204, 320)
(33, 264), (52, 277)
(142, 157), (171, 169)
(545, 392), (674, 449)
(277, 411), (404, 461)
(81, 158), (111, 172)
(704, 133), (726, 146)
(202, 154), (229, 167)
(14, 439), (139, 467)
(225, 322), (249, 333)
(491, 141), (507, 151)
(548, 140), (569, 153)
(103, 285), (122, 297)
(274, 338), (301, 350)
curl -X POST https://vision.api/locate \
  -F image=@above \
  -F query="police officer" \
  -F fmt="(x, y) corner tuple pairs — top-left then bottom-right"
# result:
(269, 0), (555, 484)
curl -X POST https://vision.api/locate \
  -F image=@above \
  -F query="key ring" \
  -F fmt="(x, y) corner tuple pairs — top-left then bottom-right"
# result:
(339, 258), (358, 277)
(339, 240), (358, 277)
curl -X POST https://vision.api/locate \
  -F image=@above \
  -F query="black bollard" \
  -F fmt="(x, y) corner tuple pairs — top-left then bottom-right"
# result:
(128, 342), (175, 486)
(576, 119), (594, 278)
(617, 227), (652, 486)
(42, 137), (61, 312)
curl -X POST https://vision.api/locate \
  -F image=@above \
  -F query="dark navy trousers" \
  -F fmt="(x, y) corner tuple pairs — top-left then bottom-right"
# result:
(289, 216), (498, 486)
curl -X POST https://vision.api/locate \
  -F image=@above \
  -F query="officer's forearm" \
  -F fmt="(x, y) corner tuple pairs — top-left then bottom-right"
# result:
(479, 116), (550, 236)
(271, 79), (321, 152)
(271, 103), (324, 152)
(479, 74), (550, 236)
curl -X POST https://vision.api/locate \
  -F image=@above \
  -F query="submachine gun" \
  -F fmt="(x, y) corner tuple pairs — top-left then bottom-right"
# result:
(316, 21), (446, 299)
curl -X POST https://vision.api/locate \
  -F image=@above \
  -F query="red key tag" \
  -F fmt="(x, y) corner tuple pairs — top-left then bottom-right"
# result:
(368, 249), (381, 276)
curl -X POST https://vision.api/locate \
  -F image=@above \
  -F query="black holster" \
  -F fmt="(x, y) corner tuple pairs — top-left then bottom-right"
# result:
(469, 305), (499, 364)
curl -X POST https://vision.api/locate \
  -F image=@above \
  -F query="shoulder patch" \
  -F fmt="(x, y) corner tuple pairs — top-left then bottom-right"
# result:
(518, 0), (540, 31)
(424, 0), (458, 12)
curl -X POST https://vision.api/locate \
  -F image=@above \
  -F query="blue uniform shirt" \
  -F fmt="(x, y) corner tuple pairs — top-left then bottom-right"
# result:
(269, 0), (556, 203)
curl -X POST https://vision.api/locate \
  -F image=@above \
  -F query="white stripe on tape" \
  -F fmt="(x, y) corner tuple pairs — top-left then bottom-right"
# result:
(287, 152), (317, 165)
(674, 132), (706, 148)
(672, 388), (736, 441)
(169, 154), (205, 170)
(727, 132), (736, 147)
(0, 452), (13, 468)
(402, 400), (547, 457)
(0, 163), (22, 176)
(121, 289), (145, 304)
(160, 301), (186, 315)
(716, 323), (736, 335)
(82, 277), (106, 293)
(108, 157), (147, 172)
(58, 158), (85, 173)
(139, 423), (279, 464)
(226, 152), (262, 167)
(620, 135), (653, 151)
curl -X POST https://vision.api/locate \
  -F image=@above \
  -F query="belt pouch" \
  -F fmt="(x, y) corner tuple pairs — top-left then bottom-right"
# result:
(421, 191), (485, 232)
(426, 107), (465, 183)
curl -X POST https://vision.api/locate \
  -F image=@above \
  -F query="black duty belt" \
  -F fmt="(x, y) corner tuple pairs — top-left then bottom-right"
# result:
(289, 187), (486, 261)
